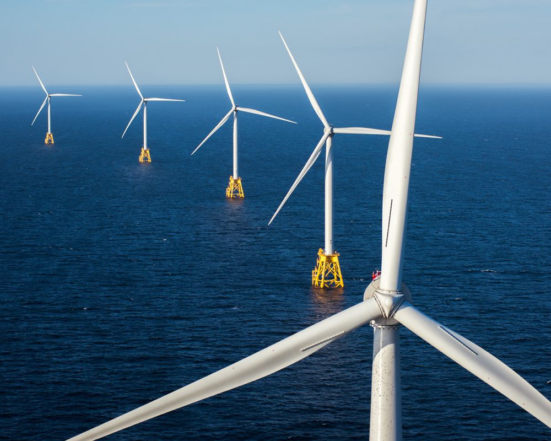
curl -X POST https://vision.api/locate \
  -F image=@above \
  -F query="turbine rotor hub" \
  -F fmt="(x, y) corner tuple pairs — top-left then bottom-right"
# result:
(364, 279), (412, 325)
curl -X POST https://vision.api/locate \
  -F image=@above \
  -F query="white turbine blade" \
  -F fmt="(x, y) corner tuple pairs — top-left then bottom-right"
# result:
(334, 127), (441, 139)
(236, 107), (296, 124)
(395, 302), (551, 428)
(191, 108), (234, 155)
(380, 0), (428, 292)
(67, 298), (382, 441)
(121, 101), (143, 138)
(279, 31), (329, 128)
(333, 127), (392, 136)
(413, 133), (442, 139)
(144, 98), (185, 102)
(32, 66), (48, 95)
(217, 48), (235, 107)
(125, 61), (143, 100)
(31, 96), (48, 126)
(268, 132), (330, 225)
(49, 94), (82, 97)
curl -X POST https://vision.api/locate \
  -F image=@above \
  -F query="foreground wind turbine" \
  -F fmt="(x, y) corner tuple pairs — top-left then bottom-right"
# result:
(122, 62), (184, 163)
(269, 32), (440, 289)
(67, 2), (551, 440)
(191, 48), (296, 198)
(31, 66), (81, 145)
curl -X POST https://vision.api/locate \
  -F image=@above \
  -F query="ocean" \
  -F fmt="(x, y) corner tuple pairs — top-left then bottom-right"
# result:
(0, 84), (550, 440)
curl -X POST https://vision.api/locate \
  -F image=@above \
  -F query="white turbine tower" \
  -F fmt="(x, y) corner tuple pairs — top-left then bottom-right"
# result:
(269, 32), (440, 289)
(191, 48), (296, 198)
(66, 2), (551, 440)
(122, 62), (184, 163)
(31, 66), (81, 145)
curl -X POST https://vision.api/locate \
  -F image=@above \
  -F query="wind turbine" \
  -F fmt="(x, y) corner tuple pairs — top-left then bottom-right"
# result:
(31, 66), (81, 145)
(122, 62), (184, 163)
(191, 48), (296, 198)
(268, 32), (440, 289)
(66, 1), (551, 440)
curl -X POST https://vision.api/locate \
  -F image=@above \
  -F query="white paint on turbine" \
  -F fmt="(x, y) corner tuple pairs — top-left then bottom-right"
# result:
(324, 136), (334, 254)
(370, 324), (402, 441)
(380, 0), (428, 293)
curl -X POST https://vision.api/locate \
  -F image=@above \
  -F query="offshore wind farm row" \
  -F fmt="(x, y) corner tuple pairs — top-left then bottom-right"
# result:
(53, 1), (551, 440)
(32, 32), (437, 291)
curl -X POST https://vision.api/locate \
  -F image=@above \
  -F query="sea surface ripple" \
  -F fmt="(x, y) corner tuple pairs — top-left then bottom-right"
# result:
(0, 85), (550, 440)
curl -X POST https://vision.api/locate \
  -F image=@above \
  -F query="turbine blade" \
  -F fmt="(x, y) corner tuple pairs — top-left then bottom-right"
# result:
(121, 101), (143, 138)
(217, 48), (235, 107)
(413, 133), (442, 139)
(31, 96), (48, 126)
(333, 127), (442, 139)
(268, 132), (330, 225)
(49, 94), (82, 97)
(191, 108), (234, 155)
(144, 98), (185, 102)
(395, 302), (551, 428)
(66, 299), (382, 441)
(237, 107), (296, 124)
(333, 127), (392, 136)
(125, 61), (143, 100)
(380, 0), (428, 292)
(279, 31), (329, 128)
(32, 66), (48, 95)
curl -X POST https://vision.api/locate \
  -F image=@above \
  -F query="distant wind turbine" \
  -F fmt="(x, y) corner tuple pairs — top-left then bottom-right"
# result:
(31, 66), (81, 145)
(122, 62), (184, 163)
(269, 32), (440, 289)
(191, 48), (296, 198)
(65, 1), (551, 440)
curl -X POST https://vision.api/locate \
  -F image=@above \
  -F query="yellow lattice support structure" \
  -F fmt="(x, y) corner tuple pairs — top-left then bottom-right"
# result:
(226, 176), (244, 198)
(45, 133), (54, 144)
(139, 147), (151, 163)
(312, 248), (344, 288)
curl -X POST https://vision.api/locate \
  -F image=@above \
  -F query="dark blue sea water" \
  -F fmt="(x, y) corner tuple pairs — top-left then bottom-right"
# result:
(0, 84), (550, 441)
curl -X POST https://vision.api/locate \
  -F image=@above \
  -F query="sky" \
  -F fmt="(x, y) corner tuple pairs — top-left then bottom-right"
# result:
(1, 0), (550, 87)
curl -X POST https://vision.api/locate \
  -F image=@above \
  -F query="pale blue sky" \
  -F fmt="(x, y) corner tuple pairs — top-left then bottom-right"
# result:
(1, 0), (550, 86)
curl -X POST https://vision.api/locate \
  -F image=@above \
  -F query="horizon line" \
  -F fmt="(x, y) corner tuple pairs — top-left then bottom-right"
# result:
(3, 82), (551, 88)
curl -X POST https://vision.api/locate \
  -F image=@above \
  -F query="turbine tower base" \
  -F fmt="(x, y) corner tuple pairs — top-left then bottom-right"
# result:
(45, 133), (54, 144)
(139, 147), (151, 163)
(226, 176), (244, 198)
(312, 248), (344, 288)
